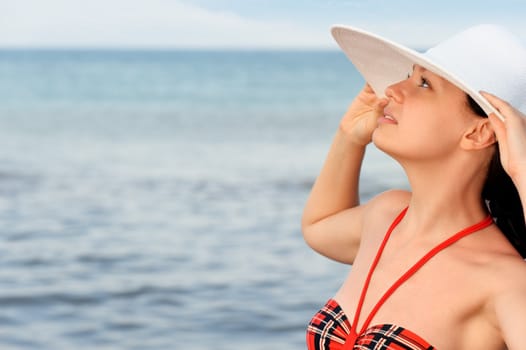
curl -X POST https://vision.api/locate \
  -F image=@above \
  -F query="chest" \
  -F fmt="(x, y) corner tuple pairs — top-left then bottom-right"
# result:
(334, 242), (499, 349)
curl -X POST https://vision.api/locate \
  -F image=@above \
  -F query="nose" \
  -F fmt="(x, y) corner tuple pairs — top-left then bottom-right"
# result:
(384, 79), (405, 103)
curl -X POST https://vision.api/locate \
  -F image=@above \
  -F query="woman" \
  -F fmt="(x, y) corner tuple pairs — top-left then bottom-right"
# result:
(302, 24), (526, 349)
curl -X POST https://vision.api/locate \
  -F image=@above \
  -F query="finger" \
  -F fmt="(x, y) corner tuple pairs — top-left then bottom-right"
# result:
(488, 112), (507, 142)
(483, 93), (526, 132)
(363, 83), (375, 94)
(373, 98), (388, 114)
(376, 98), (388, 108)
(480, 91), (516, 115)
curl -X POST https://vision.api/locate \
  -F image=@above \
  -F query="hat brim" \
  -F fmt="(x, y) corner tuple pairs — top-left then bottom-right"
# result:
(331, 24), (504, 121)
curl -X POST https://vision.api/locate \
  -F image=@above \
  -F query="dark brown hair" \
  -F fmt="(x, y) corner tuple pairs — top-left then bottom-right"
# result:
(467, 95), (526, 257)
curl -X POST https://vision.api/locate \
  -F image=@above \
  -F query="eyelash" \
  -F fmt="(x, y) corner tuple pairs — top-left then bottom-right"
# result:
(419, 77), (430, 88)
(407, 73), (430, 88)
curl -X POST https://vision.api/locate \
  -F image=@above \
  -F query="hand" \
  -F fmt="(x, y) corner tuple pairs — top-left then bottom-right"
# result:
(340, 84), (387, 146)
(481, 91), (526, 185)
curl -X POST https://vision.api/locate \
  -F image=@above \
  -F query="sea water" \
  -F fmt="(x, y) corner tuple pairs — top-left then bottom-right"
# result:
(0, 49), (407, 349)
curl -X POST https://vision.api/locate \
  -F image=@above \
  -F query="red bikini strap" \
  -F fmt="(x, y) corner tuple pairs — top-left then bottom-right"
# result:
(351, 207), (494, 338)
(350, 207), (409, 335)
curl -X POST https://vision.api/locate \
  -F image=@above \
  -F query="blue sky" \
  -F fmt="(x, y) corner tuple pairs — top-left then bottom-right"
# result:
(1, 0), (525, 49)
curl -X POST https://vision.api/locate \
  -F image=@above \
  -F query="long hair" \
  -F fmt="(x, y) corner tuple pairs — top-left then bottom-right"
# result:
(467, 96), (526, 257)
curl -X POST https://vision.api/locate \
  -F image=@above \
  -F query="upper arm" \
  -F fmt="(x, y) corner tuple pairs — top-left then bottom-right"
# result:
(301, 190), (410, 264)
(494, 264), (526, 349)
(302, 203), (367, 264)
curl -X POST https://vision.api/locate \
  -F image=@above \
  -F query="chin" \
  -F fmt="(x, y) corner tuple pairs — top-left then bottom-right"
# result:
(372, 129), (389, 152)
(372, 130), (402, 160)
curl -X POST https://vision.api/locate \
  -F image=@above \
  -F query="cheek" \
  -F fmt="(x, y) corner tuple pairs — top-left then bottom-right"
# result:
(372, 120), (458, 160)
(372, 99), (465, 158)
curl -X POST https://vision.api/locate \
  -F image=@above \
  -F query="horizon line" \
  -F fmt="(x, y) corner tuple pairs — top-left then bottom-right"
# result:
(0, 46), (429, 52)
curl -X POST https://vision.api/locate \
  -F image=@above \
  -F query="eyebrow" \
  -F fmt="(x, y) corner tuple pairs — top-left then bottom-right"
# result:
(412, 64), (426, 73)
(412, 64), (446, 88)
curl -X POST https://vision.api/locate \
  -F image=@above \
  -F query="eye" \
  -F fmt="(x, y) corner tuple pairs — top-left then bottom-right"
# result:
(418, 77), (430, 88)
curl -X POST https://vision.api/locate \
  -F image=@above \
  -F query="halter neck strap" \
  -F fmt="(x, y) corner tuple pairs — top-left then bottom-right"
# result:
(345, 207), (493, 347)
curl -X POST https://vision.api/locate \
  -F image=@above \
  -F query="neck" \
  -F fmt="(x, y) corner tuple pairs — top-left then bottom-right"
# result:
(397, 155), (489, 238)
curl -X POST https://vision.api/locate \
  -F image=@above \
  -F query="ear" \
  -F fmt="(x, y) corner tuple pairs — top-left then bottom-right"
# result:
(460, 119), (497, 150)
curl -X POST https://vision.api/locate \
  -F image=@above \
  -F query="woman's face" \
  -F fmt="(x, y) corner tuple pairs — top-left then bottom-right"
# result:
(372, 65), (478, 162)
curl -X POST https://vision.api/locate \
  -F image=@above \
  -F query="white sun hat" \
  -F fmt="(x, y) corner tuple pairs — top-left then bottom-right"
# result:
(331, 24), (526, 121)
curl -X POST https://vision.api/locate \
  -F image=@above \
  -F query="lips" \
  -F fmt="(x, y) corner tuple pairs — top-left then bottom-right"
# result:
(380, 108), (398, 124)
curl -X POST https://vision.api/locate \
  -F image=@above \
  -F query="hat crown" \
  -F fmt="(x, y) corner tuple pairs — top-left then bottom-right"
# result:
(331, 23), (526, 118)
(424, 24), (526, 114)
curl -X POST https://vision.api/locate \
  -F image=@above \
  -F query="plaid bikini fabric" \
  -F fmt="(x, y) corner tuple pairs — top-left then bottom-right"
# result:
(307, 299), (350, 349)
(306, 299), (435, 350)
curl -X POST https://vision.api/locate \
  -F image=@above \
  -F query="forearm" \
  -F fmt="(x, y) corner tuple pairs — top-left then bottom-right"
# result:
(302, 127), (366, 227)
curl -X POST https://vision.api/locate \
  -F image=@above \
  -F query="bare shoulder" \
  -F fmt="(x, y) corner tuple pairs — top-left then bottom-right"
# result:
(477, 235), (526, 295)
(363, 190), (411, 222)
(301, 189), (411, 264)
(487, 253), (526, 349)
(483, 242), (526, 291)
(491, 253), (526, 294)
(361, 189), (411, 239)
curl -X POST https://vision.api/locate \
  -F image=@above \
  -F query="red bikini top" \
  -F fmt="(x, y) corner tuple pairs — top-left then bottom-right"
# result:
(306, 207), (493, 349)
